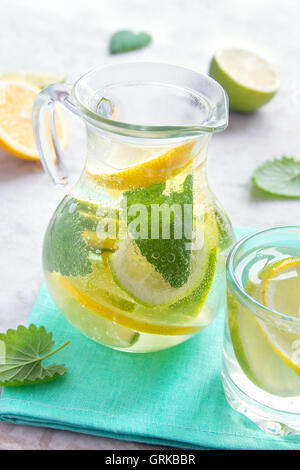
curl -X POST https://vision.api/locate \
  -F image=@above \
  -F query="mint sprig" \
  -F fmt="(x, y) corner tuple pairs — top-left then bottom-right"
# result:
(252, 156), (300, 198)
(0, 325), (70, 387)
(110, 30), (152, 54)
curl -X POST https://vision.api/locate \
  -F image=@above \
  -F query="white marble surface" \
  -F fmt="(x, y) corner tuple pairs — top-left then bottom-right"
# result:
(0, 0), (300, 450)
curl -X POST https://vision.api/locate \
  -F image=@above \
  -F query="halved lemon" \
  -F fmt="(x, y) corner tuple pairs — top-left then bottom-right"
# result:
(0, 79), (68, 160)
(87, 139), (206, 190)
(229, 258), (300, 397)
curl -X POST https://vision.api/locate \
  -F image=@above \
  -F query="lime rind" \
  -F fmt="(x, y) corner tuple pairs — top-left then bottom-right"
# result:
(56, 271), (200, 336)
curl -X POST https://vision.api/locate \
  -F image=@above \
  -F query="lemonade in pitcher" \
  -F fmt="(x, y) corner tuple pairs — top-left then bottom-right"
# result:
(33, 63), (234, 352)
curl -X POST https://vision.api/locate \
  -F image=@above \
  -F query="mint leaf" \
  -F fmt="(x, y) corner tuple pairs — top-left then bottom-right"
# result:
(0, 325), (70, 386)
(110, 30), (152, 54)
(252, 157), (300, 198)
(124, 175), (193, 288)
(44, 197), (93, 277)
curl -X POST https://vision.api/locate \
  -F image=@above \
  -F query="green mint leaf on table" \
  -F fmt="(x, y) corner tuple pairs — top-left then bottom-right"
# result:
(124, 175), (193, 288)
(110, 30), (152, 54)
(0, 325), (70, 387)
(43, 197), (94, 277)
(252, 156), (300, 198)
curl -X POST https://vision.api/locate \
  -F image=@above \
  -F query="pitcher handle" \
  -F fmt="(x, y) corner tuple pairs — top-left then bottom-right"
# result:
(32, 82), (79, 186)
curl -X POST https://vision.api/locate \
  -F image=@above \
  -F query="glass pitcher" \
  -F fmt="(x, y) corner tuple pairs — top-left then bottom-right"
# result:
(33, 62), (235, 353)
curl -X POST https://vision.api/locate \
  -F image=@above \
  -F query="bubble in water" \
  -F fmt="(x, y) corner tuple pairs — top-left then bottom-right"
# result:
(69, 202), (77, 214)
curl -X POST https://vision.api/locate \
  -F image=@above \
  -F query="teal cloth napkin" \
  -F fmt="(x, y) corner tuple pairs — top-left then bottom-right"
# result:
(1, 227), (300, 450)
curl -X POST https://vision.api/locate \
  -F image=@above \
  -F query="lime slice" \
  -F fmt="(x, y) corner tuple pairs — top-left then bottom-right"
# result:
(82, 230), (117, 252)
(209, 48), (279, 112)
(48, 272), (139, 349)
(229, 258), (300, 397)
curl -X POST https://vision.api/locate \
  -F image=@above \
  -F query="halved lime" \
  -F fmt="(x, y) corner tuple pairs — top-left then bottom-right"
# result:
(209, 48), (279, 112)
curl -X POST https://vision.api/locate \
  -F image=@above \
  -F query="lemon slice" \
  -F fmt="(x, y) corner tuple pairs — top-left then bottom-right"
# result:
(0, 72), (66, 89)
(229, 291), (300, 397)
(87, 139), (205, 190)
(0, 79), (68, 160)
(229, 258), (300, 397)
(109, 236), (214, 307)
(258, 258), (300, 376)
(209, 48), (279, 112)
(52, 252), (202, 336)
(51, 239), (211, 336)
(48, 270), (139, 349)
